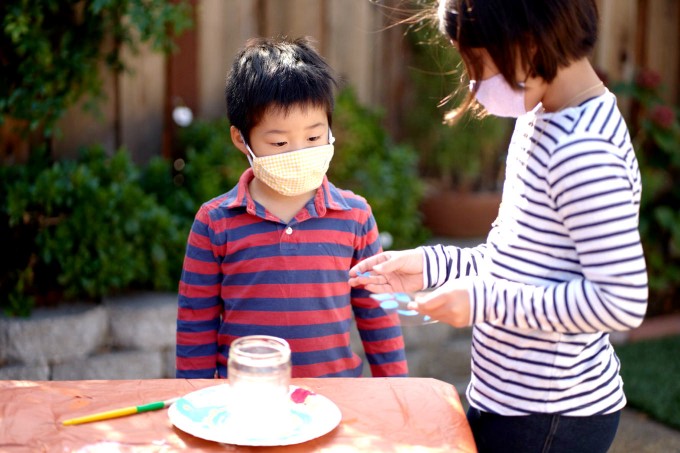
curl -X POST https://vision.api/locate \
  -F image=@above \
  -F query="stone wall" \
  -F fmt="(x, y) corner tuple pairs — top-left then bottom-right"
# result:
(0, 292), (472, 393)
(0, 293), (177, 381)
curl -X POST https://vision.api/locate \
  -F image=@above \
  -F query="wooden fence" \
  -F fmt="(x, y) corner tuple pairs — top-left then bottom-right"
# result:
(595, 0), (679, 101)
(36, 0), (680, 163)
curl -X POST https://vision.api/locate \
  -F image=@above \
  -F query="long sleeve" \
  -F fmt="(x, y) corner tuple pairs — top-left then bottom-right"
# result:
(467, 137), (647, 333)
(420, 243), (488, 289)
(176, 204), (223, 378)
(352, 209), (409, 377)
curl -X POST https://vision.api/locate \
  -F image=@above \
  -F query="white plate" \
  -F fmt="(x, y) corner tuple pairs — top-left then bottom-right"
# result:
(168, 384), (342, 446)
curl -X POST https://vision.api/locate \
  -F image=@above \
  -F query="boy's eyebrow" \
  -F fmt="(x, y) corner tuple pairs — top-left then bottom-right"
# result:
(263, 122), (326, 135)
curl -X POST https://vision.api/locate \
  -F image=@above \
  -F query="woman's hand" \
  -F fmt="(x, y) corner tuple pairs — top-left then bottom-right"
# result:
(411, 277), (472, 328)
(348, 248), (425, 294)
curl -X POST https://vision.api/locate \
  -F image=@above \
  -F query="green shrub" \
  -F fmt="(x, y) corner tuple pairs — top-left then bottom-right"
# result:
(0, 146), (186, 316)
(0, 150), (51, 316)
(330, 88), (430, 249)
(141, 116), (247, 240)
(174, 116), (247, 213)
(612, 69), (680, 316)
(615, 335), (680, 430)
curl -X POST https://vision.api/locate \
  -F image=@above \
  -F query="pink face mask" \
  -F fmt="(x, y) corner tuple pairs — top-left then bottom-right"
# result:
(470, 74), (527, 118)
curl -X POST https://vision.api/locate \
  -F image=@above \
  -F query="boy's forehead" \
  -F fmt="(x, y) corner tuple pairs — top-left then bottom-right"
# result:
(257, 103), (328, 129)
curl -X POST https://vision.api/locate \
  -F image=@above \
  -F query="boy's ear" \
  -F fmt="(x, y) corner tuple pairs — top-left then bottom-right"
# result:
(230, 126), (249, 156)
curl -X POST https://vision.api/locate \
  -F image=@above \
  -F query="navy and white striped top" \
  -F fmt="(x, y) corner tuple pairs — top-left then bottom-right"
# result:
(422, 90), (648, 416)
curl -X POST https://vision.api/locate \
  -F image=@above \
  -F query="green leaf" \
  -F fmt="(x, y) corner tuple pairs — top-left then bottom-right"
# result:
(1, 0), (193, 136)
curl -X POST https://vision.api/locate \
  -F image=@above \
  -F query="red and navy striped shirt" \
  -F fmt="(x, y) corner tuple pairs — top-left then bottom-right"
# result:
(176, 169), (408, 379)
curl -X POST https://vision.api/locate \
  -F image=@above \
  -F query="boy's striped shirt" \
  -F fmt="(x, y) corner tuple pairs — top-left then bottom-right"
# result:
(176, 169), (408, 379)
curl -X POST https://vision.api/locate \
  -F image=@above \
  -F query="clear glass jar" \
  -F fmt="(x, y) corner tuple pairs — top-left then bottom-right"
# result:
(227, 335), (292, 432)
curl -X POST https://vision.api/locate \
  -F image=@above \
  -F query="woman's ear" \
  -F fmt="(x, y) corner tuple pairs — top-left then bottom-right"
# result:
(230, 126), (249, 156)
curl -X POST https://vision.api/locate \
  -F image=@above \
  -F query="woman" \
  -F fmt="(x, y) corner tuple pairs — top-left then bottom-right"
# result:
(350, 1), (648, 452)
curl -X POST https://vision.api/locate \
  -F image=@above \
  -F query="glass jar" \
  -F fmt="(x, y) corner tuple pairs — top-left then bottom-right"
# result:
(227, 335), (292, 432)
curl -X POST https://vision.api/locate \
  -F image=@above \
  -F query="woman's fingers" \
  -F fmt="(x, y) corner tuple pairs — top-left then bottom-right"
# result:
(349, 252), (392, 277)
(348, 252), (401, 289)
(349, 249), (425, 293)
(411, 290), (447, 313)
(411, 280), (472, 328)
(348, 272), (389, 289)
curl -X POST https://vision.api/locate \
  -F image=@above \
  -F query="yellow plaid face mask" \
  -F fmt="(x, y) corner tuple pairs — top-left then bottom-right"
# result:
(243, 130), (335, 196)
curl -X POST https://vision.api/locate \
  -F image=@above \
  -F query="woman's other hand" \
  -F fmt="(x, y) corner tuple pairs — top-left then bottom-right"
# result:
(348, 248), (425, 294)
(412, 277), (472, 328)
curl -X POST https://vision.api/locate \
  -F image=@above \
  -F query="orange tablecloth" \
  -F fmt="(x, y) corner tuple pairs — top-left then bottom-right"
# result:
(0, 377), (476, 452)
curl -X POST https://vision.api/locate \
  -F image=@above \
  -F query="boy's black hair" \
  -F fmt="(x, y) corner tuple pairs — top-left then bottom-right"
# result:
(225, 36), (338, 143)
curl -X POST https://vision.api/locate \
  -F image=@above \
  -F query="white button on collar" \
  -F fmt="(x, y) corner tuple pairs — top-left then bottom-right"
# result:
(285, 227), (293, 235)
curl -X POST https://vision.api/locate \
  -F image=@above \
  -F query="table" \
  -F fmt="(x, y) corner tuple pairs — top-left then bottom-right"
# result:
(0, 377), (477, 452)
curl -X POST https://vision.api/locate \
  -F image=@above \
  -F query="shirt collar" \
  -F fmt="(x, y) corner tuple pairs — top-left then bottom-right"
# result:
(223, 168), (351, 217)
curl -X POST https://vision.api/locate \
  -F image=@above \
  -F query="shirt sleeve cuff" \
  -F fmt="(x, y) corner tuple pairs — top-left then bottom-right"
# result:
(420, 245), (447, 289)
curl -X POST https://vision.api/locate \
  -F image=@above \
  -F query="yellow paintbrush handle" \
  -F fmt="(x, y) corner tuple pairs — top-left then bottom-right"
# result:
(62, 406), (138, 425)
(62, 399), (176, 426)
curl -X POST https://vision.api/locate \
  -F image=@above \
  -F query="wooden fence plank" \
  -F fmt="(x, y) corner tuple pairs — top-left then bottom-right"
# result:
(594, 0), (639, 83)
(120, 42), (165, 163)
(46, 0), (678, 163)
(645, 0), (679, 103)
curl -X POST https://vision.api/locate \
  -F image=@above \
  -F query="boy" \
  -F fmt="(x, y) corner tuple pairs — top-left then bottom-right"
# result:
(176, 36), (408, 379)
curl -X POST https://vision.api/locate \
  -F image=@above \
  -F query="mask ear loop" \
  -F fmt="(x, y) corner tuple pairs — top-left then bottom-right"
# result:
(328, 128), (335, 145)
(239, 131), (257, 165)
(516, 71), (531, 90)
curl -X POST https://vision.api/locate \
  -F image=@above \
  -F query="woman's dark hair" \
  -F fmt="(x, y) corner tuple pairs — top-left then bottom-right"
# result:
(435, 0), (599, 122)
(225, 36), (338, 143)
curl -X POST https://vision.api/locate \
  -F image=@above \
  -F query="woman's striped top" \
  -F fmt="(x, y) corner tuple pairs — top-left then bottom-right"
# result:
(422, 90), (648, 416)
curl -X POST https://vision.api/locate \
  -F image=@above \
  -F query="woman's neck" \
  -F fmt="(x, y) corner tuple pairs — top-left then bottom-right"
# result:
(540, 58), (605, 112)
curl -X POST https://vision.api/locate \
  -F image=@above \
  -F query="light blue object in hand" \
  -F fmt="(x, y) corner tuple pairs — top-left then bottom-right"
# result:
(370, 293), (437, 326)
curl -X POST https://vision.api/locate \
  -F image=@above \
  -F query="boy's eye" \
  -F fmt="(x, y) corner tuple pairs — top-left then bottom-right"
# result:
(309, 135), (321, 142)
(272, 141), (287, 147)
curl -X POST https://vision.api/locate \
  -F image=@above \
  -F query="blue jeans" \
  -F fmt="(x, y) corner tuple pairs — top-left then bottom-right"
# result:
(467, 407), (621, 453)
